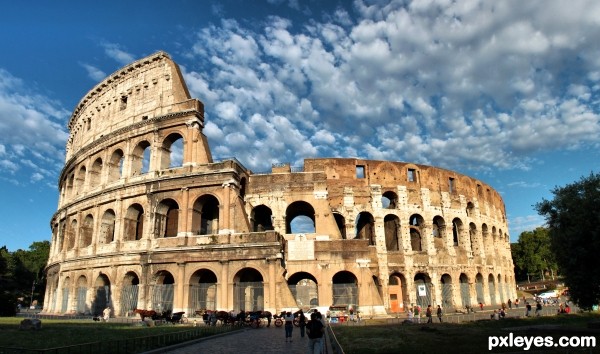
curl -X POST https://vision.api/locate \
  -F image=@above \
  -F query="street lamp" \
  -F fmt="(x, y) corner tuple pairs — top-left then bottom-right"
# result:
(30, 280), (36, 309)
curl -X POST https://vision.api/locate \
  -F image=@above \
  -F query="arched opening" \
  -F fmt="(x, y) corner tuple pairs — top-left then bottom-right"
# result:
(384, 214), (400, 251)
(66, 173), (74, 198)
(120, 272), (139, 316)
(332, 271), (358, 307)
(389, 273), (408, 312)
(124, 204), (144, 241)
(466, 202), (475, 217)
(189, 269), (218, 312)
(459, 273), (471, 308)
(76, 166), (86, 194)
(108, 149), (124, 182)
(488, 274), (496, 305)
(80, 214), (93, 247)
(409, 214), (424, 251)
(92, 274), (111, 316)
(61, 277), (71, 313)
(469, 222), (477, 251)
(381, 191), (398, 209)
(251, 205), (273, 232)
(355, 212), (375, 245)
(432, 216), (444, 238)
(89, 158), (102, 188)
(414, 273), (432, 308)
(192, 195), (220, 235)
(131, 140), (151, 175)
(76, 276), (88, 315)
(475, 273), (484, 304)
(152, 271), (175, 313)
(157, 199), (179, 237)
(333, 213), (346, 239)
(233, 268), (264, 311)
(67, 219), (77, 250)
(286, 201), (316, 234)
(160, 133), (184, 169)
(288, 272), (319, 308)
(452, 218), (463, 247)
(99, 209), (116, 243)
(440, 274), (453, 309)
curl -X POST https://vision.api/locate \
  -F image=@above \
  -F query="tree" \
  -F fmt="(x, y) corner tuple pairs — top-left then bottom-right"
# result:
(511, 227), (558, 282)
(536, 172), (600, 310)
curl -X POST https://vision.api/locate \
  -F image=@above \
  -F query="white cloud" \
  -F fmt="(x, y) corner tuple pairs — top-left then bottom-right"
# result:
(79, 63), (107, 82)
(101, 42), (136, 65)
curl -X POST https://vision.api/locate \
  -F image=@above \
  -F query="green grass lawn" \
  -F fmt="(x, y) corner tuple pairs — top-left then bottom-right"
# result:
(331, 313), (600, 354)
(0, 317), (233, 352)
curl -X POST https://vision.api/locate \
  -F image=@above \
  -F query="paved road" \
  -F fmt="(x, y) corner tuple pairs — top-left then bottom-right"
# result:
(160, 325), (320, 354)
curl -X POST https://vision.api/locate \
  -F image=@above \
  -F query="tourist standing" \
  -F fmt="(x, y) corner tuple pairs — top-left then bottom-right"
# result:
(284, 311), (294, 342)
(298, 310), (307, 338)
(307, 312), (324, 354)
(426, 305), (433, 323)
(437, 305), (443, 322)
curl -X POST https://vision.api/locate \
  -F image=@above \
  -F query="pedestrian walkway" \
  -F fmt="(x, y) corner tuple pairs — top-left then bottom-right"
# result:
(159, 325), (318, 354)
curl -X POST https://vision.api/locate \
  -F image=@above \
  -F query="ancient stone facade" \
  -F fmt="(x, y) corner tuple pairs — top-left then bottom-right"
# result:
(44, 52), (516, 317)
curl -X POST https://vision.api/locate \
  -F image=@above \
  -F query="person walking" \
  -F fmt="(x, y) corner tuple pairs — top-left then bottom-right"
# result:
(102, 306), (111, 322)
(306, 312), (324, 354)
(535, 301), (542, 317)
(426, 305), (433, 323)
(436, 305), (443, 322)
(284, 311), (294, 342)
(298, 310), (307, 338)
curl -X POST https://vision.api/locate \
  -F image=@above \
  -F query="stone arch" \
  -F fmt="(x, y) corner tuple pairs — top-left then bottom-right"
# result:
(192, 194), (220, 235)
(76, 165), (86, 194)
(466, 201), (475, 217)
(286, 201), (315, 234)
(156, 198), (179, 238)
(189, 269), (218, 311)
(131, 140), (151, 175)
(99, 209), (116, 244)
(469, 222), (477, 251)
(384, 214), (400, 251)
(488, 273), (496, 305)
(389, 273), (408, 312)
(381, 191), (398, 209)
(440, 274), (453, 309)
(160, 132), (184, 169)
(409, 214), (424, 251)
(288, 272), (319, 308)
(475, 273), (484, 304)
(233, 268), (264, 311)
(89, 157), (103, 187)
(333, 212), (346, 239)
(80, 214), (94, 247)
(356, 211), (375, 245)
(332, 271), (358, 306)
(152, 270), (175, 313)
(92, 273), (112, 316)
(124, 204), (144, 241)
(432, 216), (445, 238)
(108, 148), (124, 182)
(251, 204), (273, 232)
(120, 271), (140, 316)
(66, 173), (75, 198)
(76, 275), (88, 314)
(67, 219), (77, 250)
(61, 276), (71, 313)
(459, 273), (471, 307)
(452, 218), (463, 246)
(414, 273), (433, 308)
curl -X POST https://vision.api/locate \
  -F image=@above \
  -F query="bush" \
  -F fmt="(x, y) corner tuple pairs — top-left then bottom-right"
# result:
(0, 292), (17, 316)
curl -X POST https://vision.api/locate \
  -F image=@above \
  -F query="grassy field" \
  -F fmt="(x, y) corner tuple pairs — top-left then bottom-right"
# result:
(0, 317), (233, 352)
(331, 313), (600, 354)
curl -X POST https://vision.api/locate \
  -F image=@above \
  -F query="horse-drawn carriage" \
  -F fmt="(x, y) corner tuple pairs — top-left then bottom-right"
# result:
(134, 309), (188, 324)
(195, 309), (272, 328)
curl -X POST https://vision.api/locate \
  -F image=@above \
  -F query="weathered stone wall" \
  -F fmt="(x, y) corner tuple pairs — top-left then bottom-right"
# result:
(45, 52), (516, 319)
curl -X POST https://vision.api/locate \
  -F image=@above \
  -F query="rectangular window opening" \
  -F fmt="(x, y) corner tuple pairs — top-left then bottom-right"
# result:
(449, 177), (455, 194)
(356, 165), (365, 179)
(407, 168), (416, 182)
(120, 96), (128, 110)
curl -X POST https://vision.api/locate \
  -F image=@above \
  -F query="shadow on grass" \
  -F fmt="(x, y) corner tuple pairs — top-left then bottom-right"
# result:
(331, 313), (600, 354)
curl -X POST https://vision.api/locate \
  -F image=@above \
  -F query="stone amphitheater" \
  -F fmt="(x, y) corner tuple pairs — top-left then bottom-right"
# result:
(44, 51), (516, 318)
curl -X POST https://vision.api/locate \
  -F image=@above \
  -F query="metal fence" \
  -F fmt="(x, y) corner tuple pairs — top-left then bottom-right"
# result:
(0, 323), (234, 354)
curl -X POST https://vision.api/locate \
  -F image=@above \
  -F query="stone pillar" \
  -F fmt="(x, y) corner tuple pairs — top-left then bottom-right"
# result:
(267, 259), (276, 313)
(220, 261), (229, 311)
(175, 263), (186, 313)
(221, 182), (232, 232)
(180, 187), (189, 235)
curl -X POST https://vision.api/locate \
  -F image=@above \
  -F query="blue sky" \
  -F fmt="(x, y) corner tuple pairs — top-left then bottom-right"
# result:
(1, 0), (600, 251)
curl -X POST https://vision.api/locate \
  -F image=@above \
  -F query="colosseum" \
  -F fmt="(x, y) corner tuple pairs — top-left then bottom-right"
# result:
(44, 51), (516, 318)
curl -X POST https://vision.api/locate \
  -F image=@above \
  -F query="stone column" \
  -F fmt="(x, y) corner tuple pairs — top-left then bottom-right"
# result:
(220, 261), (229, 311)
(175, 263), (186, 313)
(180, 187), (189, 236)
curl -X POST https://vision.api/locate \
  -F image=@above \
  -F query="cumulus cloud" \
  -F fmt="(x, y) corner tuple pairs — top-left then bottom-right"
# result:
(184, 0), (600, 172)
(79, 63), (106, 82)
(0, 69), (68, 185)
(102, 42), (136, 65)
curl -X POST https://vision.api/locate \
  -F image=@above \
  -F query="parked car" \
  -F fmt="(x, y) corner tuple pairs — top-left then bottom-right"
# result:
(537, 291), (558, 299)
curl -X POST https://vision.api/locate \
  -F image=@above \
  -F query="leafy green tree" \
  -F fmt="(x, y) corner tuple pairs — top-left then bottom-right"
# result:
(511, 227), (558, 282)
(536, 172), (600, 310)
